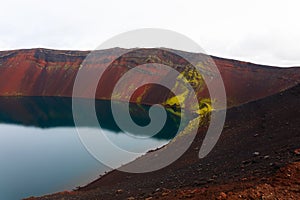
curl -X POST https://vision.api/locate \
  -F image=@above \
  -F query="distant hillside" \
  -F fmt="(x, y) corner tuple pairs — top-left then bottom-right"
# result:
(0, 48), (299, 109)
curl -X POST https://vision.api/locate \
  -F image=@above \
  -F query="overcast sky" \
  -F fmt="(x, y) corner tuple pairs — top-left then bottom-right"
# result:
(0, 0), (299, 67)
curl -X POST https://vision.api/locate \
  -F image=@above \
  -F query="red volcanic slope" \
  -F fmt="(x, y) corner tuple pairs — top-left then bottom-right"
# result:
(0, 48), (299, 107)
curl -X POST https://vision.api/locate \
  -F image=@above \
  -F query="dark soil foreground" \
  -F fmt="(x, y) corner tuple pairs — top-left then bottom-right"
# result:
(26, 84), (300, 200)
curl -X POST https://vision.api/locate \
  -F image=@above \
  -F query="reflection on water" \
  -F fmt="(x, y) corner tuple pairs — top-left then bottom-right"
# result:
(0, 97), (191, 139)
(0, 97), (193, 200)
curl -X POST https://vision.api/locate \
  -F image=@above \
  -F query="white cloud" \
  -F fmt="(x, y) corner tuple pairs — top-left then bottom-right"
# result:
(0, 0), (300, 67)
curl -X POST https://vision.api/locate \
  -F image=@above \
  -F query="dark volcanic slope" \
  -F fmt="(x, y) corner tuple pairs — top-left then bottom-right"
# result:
(28, 83), (300, 200)
(0, 48), (299, 108)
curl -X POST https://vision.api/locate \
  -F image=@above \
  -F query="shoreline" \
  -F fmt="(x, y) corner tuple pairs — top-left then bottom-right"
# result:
(26, 84), (300, 199)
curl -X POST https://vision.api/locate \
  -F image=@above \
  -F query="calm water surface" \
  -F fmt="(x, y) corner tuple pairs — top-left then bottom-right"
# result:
(0, 97), (191, 200)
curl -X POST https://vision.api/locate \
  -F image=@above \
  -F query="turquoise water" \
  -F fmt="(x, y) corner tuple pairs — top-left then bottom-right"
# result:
(0, 97), (189, 200)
